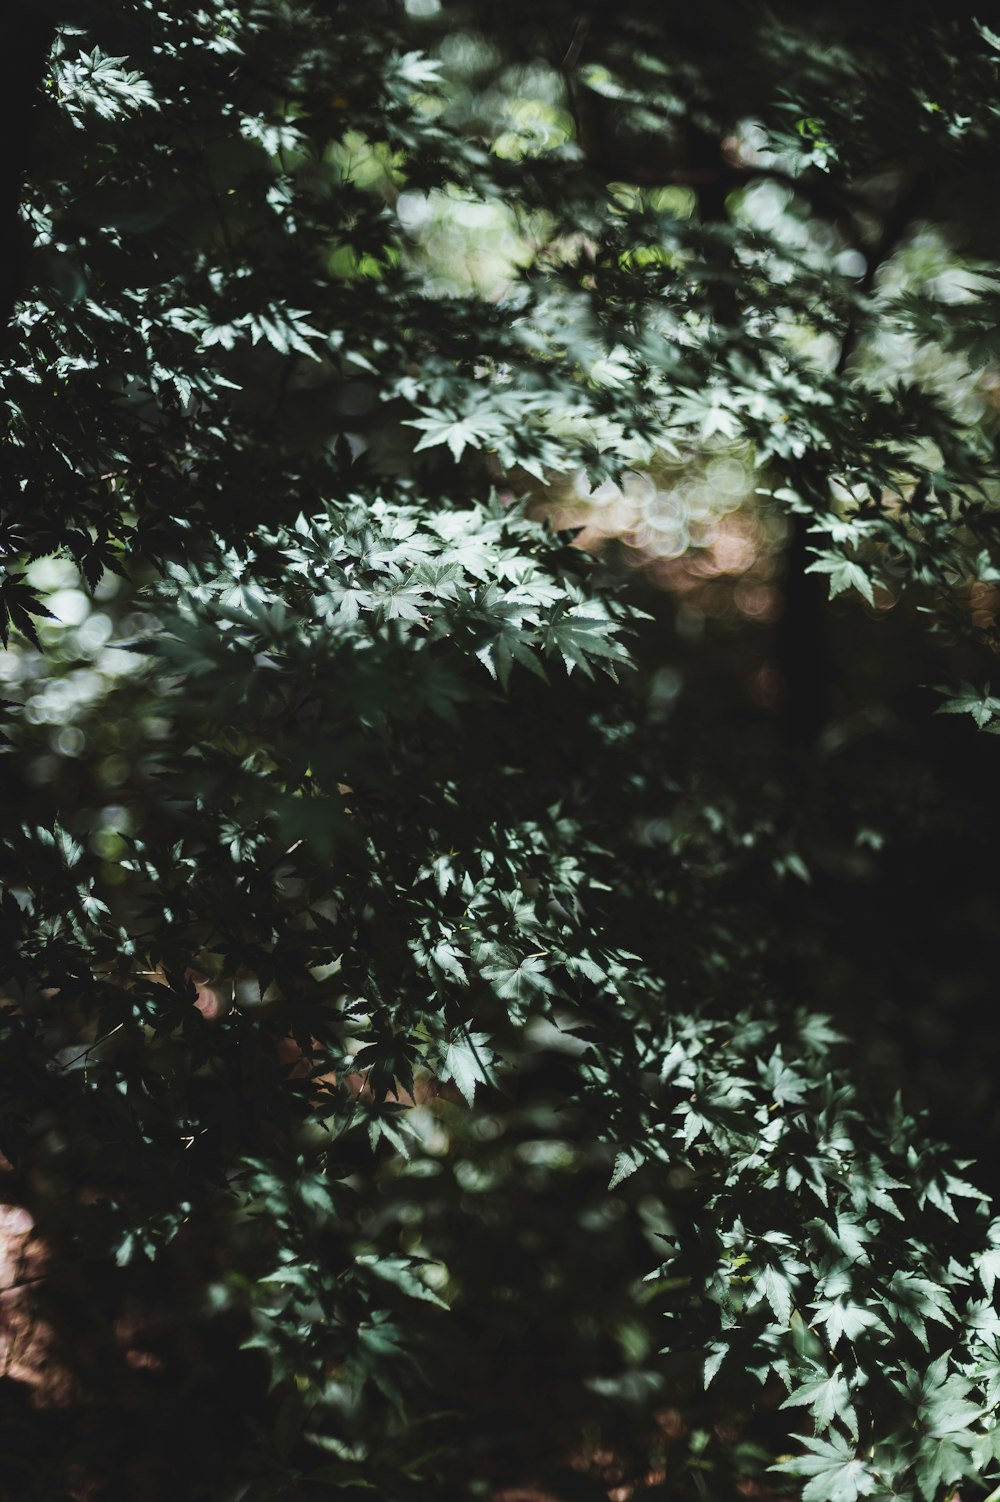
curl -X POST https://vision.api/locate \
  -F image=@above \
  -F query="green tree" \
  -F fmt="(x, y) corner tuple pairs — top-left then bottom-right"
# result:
(4, 4), (1000, 1499)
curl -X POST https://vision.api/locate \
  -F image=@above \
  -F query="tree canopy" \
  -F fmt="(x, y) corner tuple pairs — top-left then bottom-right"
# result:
(4, 4), (1000, 1499)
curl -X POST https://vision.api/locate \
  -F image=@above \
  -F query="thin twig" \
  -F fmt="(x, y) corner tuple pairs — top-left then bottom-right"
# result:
(52, 1022), (124, 1071)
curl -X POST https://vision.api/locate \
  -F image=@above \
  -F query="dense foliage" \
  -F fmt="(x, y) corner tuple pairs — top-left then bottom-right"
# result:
(4, 3), (1000, 1498)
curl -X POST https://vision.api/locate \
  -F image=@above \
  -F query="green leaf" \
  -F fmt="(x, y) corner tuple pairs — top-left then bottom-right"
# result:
(775, 1432), (878, 1502)
(753, 1263), (794, 1327)
(806, 554), (875, 605)
(977, 1246), (1000, 1301)
(542, 606), (632, 680)
(810, 1300), (882, 1348)
(609, 1147), (644, 1189)
(934, 682), (1000, 730)
(407, 408), (505, 463)
(441, 1029), (499, 1106)
(480, 950), (555, 1003)
(356, 1254), (449, 1310)
(782, 1367), (858, 1439)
